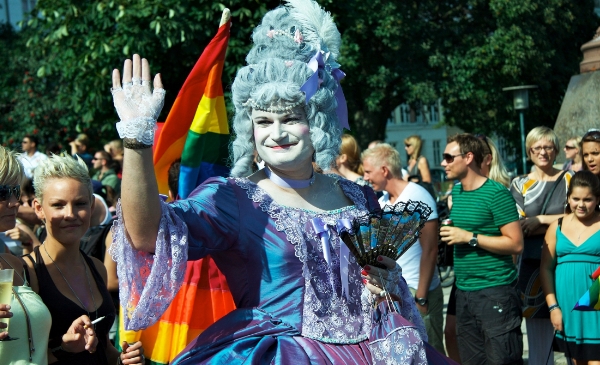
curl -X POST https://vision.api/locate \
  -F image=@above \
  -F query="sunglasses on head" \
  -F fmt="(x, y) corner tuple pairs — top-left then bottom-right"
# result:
(583, 129), (600, 141)
(474, 134), (491, 153)
(0, 185), (21, 202)
(442, 153), (465, 163)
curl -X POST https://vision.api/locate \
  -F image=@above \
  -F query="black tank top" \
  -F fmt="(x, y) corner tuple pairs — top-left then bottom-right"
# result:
(30, 246), (115, 365)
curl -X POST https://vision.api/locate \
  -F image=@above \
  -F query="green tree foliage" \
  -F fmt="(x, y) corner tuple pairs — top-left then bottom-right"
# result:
(0, 0), (278, 150)
(0, 0), (597, 154)
(330, 0), (597, 149)
(428, 0), (598, 150)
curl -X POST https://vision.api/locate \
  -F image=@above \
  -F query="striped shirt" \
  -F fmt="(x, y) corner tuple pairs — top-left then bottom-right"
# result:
(450, 178), (519, 291)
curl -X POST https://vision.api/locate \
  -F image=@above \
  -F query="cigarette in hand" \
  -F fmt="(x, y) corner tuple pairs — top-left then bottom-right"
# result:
(84, 316), (105, 329)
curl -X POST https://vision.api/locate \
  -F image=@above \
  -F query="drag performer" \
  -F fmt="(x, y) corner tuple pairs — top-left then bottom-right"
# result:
(109, 1), (448, 363)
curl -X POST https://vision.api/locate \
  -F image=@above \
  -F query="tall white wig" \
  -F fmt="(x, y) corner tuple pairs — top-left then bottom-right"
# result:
(229, 0), (344, 177)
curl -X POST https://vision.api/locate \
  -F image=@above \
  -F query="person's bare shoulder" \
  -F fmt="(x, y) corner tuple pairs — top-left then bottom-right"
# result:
(89, 256), (108, 284)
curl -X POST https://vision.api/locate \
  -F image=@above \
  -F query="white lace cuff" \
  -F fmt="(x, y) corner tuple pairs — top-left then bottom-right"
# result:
(109, 199), (189, 330)
(116, 117), (157, 145)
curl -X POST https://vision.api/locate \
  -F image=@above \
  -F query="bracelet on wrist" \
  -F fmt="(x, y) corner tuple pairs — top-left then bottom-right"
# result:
(548, 304), (561, 312)
(123, 138), (152, 150)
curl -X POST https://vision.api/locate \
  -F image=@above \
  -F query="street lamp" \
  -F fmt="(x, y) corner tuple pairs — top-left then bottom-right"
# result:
(502, 85), (538, 175)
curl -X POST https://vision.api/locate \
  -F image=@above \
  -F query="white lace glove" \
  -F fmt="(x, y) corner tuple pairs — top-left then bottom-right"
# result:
(111, 54), (165, 146)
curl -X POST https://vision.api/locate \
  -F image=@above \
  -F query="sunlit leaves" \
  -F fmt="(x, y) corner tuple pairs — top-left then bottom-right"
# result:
(0, 0), (278, 149)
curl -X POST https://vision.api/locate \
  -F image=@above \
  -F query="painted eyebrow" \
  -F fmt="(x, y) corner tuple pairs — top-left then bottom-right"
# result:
(253, 113), (303, 121)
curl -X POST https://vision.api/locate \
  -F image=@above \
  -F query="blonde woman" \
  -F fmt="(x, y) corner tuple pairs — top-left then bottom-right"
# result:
(0, 146), (99, 364)
(563, 136), (582, 172)
(477, 135), (510, 188)
(510, 126), (573, 365)
(404, 135), (431, 183)
(24, 155), (143, 365)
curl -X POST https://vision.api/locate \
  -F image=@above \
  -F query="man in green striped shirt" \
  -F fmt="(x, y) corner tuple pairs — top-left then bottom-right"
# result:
(440, 134), (524, 364)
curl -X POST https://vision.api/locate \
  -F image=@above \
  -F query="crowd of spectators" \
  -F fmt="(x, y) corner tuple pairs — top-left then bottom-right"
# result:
(1, 125), (599, 364)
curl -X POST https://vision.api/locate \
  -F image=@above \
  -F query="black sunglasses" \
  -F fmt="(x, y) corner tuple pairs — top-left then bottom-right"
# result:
(564, 145), (577, 150)
(0, 185), (21, 202)
(442, 153), (465, 163)
(475, 134), (491, 153)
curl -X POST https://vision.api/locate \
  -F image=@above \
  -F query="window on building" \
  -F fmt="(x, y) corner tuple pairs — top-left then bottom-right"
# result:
(433, 140), (441, 166)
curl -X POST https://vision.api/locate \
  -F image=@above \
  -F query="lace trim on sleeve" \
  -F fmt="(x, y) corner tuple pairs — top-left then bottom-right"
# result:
(109, 199), (188, 330)
(336, 177), (368, 211)
(368, 301), (427, 365)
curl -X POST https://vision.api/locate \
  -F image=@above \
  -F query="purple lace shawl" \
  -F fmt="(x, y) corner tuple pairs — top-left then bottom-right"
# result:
(109, 200), (189, 330)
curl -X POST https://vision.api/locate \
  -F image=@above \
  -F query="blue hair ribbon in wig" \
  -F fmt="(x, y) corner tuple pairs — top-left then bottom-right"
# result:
(300, 51), (349, 130)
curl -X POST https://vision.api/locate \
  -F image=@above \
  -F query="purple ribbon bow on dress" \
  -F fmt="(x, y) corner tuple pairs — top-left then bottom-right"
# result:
(300, 51), (350, 130)
(310, 217), (353, 299)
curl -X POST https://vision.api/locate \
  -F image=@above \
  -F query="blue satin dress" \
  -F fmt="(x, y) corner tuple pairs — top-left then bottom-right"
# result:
(111, 176), (449, 364)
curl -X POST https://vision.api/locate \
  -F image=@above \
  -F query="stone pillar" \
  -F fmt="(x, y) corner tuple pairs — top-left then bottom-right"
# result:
(554, 27), (600, 164)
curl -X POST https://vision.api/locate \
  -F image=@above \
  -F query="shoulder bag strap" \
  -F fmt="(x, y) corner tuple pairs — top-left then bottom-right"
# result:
(540, 171), (568, 215)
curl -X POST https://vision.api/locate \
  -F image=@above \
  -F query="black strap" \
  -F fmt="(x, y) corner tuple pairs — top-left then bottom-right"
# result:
(540, 171), (568, 215)
(545, 332), (554, 365)
(557, 217), (564, 231)
(22, 253), (35, 267)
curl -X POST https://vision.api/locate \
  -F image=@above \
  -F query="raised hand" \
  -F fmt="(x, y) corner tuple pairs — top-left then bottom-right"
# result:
(111, 54), (165, 145)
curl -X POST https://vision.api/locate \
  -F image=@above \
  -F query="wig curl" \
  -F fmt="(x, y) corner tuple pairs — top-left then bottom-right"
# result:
(229, 0), (343, 177)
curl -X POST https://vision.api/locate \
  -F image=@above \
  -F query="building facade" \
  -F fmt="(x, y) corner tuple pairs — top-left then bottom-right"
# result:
(1, 0), (36, 29)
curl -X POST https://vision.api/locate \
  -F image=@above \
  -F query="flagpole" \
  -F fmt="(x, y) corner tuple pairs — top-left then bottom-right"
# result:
(220, 8), (231, 27)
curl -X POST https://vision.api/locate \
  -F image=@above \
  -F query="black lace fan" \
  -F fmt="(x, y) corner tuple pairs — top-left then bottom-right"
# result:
(340, 200), (433, 269)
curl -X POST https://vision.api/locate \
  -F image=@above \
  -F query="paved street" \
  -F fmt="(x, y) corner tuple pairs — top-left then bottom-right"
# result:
(440, 273), (570, 365)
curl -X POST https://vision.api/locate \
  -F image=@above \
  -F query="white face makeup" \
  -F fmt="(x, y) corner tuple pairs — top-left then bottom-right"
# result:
(252, 107), (314, 175)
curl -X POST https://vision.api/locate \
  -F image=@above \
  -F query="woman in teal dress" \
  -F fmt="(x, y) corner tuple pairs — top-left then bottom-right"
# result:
(541, 170), (600, 363)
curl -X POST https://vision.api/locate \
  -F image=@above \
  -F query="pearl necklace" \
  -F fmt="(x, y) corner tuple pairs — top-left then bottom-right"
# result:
(264, 167), (315, 189)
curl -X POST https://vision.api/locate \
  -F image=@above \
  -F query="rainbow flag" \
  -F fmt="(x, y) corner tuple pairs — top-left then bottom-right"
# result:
(118, 11), (236, 364)
(153, 12), (231, 198)
(118, 257), (236, 364)
(573, 265), (600, 311)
